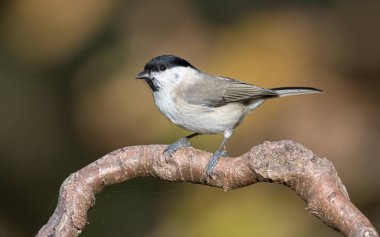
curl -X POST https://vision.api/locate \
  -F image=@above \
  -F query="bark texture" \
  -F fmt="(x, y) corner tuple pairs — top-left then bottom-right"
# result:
(36, 140), (378, 237)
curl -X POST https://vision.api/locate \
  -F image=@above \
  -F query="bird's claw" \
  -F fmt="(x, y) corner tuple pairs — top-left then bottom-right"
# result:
(205, 150), (225, 177)
(220, 150), (229, 157)
(164, 138), (192, 157)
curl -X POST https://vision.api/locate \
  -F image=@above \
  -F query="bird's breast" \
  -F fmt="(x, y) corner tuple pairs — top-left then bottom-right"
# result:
(152, 91), (245, 134)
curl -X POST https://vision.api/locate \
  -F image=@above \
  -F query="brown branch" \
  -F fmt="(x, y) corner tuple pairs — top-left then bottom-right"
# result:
(36, 140), (378, 237)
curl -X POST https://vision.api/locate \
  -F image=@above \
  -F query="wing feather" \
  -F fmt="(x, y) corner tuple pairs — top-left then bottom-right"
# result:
(179, 73), (277, 107)
(224, 81), (277, 103)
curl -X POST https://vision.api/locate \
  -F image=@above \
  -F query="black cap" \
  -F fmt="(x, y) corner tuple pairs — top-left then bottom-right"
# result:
(142, 55), (196, 73)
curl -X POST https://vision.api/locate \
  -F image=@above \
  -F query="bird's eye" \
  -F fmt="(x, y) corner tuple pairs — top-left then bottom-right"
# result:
(159, 65), (166, 71)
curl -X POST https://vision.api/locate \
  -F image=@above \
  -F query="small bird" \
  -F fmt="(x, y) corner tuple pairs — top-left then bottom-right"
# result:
(136, 55), (322, 177)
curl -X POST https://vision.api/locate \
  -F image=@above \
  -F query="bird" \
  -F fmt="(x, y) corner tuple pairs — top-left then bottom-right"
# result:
(136, 55), (322, 177)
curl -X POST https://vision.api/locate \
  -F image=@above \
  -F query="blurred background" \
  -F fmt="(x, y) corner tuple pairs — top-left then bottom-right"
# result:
(0, 0), (379, 236)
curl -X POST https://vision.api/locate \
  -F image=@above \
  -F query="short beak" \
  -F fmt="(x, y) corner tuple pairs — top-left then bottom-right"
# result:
(136, 71), (149, 80)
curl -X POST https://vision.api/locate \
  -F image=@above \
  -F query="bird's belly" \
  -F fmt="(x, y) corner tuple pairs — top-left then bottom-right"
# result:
(154, 93), (244, 134)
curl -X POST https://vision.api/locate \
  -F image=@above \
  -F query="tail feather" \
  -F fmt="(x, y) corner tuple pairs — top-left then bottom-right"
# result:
(271, 87), (323, 97)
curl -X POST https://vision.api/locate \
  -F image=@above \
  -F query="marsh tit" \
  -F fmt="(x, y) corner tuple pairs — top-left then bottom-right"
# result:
(136, 55), (322, 177)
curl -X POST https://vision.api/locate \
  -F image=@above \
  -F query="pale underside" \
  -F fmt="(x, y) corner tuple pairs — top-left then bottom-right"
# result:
(153, 71), (275, 134)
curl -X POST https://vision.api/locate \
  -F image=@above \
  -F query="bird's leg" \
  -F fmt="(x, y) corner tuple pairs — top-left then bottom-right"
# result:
(164, 133), (199, 157)
(206, 130), (233, 177)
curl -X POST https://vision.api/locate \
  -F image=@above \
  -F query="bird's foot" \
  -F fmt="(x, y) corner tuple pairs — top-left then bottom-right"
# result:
(220, 150), (229, 157)
(205, 150), (225, 177)
(164, 138), (192, 158)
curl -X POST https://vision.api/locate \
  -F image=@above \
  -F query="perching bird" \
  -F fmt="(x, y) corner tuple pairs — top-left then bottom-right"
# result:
(136, 55), (322, 176)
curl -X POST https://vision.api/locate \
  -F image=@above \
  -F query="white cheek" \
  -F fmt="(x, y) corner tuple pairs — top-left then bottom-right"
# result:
(151, 73), (168, 91)
(152, 68), (186, 88)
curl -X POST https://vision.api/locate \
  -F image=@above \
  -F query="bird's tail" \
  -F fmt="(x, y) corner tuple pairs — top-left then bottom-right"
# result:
(271, 87), (323, 97)
(244, 87), (322, 113)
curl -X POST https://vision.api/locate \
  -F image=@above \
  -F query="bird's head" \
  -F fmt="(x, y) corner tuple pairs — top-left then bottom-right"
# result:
(136, 55), (197, 92)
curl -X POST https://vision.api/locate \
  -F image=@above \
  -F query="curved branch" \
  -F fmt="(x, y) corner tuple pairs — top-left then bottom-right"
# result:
(36, 140), (378, 237)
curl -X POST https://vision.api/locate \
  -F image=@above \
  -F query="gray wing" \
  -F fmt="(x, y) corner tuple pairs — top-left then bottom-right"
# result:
(180, 74), (277, 107)
(224, 80), (277, 103)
